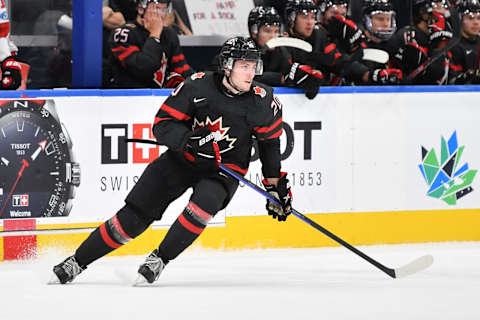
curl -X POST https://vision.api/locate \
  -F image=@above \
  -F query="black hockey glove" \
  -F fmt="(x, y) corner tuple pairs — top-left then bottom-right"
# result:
(368, 68), (403, 85)
(428, 12), (453, 49)
(284, 62), (323, 99)
(262, 173), (292, 222)
(1, 57), (22, 90)
(183, 127), (221, 173)
(327, 15), (365, 53)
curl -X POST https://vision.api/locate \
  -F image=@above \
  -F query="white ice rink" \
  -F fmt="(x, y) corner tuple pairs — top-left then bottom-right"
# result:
(0, 241), (479, 320)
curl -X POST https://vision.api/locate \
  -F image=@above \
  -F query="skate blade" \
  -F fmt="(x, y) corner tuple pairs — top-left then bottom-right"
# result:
(133, 274), (150, 287)
(47, 273), (61, 285)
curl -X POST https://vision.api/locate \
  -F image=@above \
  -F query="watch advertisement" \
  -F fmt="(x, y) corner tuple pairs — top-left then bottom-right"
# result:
(0, 92), (478, 232)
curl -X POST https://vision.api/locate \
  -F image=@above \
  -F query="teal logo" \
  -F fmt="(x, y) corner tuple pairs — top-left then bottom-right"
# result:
(418, 131), (477, 205)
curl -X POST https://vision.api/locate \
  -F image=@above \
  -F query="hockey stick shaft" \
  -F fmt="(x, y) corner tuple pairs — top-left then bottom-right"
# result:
(126, 141), (433, 278)
(217, 165), (396, 278)
(404, 36), (461, 82)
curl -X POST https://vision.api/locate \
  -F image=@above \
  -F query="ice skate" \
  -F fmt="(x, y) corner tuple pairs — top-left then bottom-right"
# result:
(50, 256), (85, 284)
(134, 249), (165, 286)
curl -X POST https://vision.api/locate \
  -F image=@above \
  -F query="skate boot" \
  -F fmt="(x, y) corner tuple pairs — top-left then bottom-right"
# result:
(51, 255), (85, 284)
(136, 249), (165, 284)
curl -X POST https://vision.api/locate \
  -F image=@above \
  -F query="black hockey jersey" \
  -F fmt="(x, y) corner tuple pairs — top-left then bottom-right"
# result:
(287, 28), (345, 84)
(388, 25), (450, 84)
(449, 35), (480, 84)
(109, 21), (193, 88)
(152, 71), (283, 177)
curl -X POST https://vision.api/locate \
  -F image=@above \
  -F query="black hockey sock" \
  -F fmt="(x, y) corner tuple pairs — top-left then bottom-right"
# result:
(158, 201), (213, 262)
(75, 205), (153, 267)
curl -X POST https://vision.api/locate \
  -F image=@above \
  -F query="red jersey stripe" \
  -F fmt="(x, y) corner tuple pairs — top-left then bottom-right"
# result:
(171, 53), (185, 63)
(324, 43), (336, 54)
(0, 21), (10, 38)
(174, 64), (191, 74)
(160, 103), (191, 120)
(267, 128), (283, 139)
(154, 116), (172, 124)
(224, 163), (248, 175)
(449, 63), (462, 72)
(254, 118), (282, 133)
(112, 46), (140, 61)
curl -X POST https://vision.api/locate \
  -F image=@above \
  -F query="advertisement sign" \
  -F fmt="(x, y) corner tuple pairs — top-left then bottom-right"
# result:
(184, 0), (254, 36)
(0, 89), (479, 232)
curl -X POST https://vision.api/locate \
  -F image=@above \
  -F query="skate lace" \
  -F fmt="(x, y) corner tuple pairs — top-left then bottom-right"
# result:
(144, 253), (164, 280)
(63, 257), (83, 277)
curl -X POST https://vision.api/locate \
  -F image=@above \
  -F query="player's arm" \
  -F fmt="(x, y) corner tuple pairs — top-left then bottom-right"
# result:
(152, 79), (193, 151)
(254, 97), (283, 178)
(164, 28), (193, 88)
(254, 94), (292, 222)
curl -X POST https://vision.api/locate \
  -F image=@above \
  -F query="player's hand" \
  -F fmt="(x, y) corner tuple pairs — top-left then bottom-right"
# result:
(402, 42), (428, 69)
(284, 62), (323, 99)
(262, 173), (292, 222)
(165, 72), (184, 88)
(327, 14), (365, 53)
(1, 57), (22, 90)
(368, 68), (403, 85)
(183, 127), (221, 173)
(428, 12), (453, 49)
(144, 4), (164, 38)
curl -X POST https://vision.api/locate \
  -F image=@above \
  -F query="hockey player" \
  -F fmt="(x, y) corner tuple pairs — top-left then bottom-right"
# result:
(388, 0), (453, 84)
(247, 6), (290, 86)
(432, 0), (461, 35)
(449, 0), (480, 83)
(280, 0), (343, 93)
(247, 5), (325, 98)
(315, 0), (398, 85)
(0, 2), (23, 90)
(354, 0), (403, 85)
(51, 37), (293, 285)
(108, 0), (192, 88)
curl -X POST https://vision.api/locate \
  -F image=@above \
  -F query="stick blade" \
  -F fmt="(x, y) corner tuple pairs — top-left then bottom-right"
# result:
(394, 255), (434, 278)
(265, 37), (312, 52)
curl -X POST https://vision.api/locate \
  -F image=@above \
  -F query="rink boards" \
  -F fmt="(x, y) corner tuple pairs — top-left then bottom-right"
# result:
(0, 86), (479, 259)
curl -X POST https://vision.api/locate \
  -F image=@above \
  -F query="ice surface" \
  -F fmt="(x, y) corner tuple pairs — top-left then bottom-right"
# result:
(0, 242), (479, 320)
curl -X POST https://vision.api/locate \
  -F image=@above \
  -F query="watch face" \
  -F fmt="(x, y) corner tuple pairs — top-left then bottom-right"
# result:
(0, 100), (79, 219)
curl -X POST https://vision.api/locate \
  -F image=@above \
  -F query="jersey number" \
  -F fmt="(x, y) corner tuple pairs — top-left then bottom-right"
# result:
(113, 28), (130, 43)
(0, 0), (5, 8)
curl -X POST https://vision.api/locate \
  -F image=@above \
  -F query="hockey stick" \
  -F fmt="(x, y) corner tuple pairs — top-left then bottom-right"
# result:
(265, 37), (312, 53)
(125, 140), (434, 279)
(218, 165), (434, 279)
(403, 35), (461, 83)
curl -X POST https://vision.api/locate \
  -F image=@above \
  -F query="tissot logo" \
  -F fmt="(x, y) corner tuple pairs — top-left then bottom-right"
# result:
(101, 124), (161, 164)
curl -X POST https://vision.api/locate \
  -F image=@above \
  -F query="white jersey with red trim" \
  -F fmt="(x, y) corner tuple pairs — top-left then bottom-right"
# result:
(0, 2), (16, 62)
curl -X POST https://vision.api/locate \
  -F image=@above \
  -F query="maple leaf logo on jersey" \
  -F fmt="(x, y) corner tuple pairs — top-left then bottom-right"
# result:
(190, 72), (206, 80)
(192, 116), (237, 153)
(253, 86), (266, 98)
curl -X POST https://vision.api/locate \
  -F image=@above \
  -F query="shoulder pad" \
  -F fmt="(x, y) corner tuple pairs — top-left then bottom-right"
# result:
(251, 82), (273, 99)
